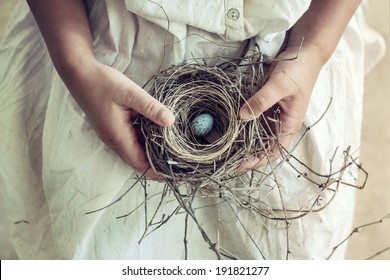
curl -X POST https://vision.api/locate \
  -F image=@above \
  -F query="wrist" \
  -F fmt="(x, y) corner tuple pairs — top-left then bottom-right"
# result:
(54, 50), (98, 88)
(285, 37), (330, 67)
(52, 49), (103, 111)
(282, 42), (326, 74)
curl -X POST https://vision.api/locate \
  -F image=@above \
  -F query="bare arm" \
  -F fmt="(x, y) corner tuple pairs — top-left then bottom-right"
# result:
(26, 0), (95, 79)
(240, 0), (362, 169)
(288, 0), (362, 63)
(27, 0), (174, 178)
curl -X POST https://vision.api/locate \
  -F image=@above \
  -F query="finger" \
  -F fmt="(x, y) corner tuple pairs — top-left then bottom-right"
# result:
(123, 80), (175, 127)
(239, 72), (293, 120)
(116, 128), (162, 179)
(97, 114), (160, 179)
(238, 141), (281, 171)
(242, 116), (301, 170)
(276, 97), (307, 150)
(238, 155), (266, 171)
(238, 104), (301, 171)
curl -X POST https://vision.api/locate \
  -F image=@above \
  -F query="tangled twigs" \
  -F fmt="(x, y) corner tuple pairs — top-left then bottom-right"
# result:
(140, 54), (270, 190)
(135, 52), (369, 259)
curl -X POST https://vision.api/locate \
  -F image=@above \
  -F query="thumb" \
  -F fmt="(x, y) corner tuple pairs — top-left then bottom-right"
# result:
(240, 84), (283, 120)
(124, 80), (175, 126)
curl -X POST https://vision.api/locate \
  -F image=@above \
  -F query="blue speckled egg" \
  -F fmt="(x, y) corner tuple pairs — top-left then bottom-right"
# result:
(191, 113), (214, 137)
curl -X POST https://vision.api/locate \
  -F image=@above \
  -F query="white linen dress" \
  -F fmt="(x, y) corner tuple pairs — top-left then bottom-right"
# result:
(0, 0), (385, 259)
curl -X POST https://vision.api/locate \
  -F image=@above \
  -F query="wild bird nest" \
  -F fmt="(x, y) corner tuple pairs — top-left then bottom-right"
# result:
(135, 51), (368, 258)
(137, 50), (368, 211)
(139, 54), (274, 189)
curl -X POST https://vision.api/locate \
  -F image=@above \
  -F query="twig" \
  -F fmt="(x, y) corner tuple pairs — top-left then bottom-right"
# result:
(327, 213), (390, 259)
(366, 246), (390, 260)
(85, 169), (149, 215)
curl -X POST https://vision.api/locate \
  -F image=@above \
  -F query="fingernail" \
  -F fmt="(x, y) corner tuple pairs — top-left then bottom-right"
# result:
(240, 106), (253, 120)
(160, 110), (175, 126)
(237, 156), (259, 171)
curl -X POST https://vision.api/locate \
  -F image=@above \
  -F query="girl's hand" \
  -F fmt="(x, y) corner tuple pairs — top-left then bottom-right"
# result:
(27, 0), (175, 179)
(65, 60), (175, 179)
(239, 44), (324, 170)
(238, 0), (362, 170)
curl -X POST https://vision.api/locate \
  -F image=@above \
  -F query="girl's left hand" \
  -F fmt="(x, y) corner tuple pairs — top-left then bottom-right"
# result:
(239, 44), (325, 170)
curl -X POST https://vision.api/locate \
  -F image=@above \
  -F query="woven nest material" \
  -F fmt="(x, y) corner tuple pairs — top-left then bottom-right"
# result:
(140, 55), (278, 189)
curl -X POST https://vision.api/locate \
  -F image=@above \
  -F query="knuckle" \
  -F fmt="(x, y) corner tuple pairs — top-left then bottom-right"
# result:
(124, 90), (135, 107)
(251, 94), (273, 114)
(144, 100), (164, 122)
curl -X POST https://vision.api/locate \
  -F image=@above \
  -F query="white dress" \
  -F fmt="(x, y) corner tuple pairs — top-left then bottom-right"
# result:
(0, 0), (385, 259)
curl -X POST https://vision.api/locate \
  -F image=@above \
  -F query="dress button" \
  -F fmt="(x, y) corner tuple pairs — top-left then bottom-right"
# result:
(227, 8), (240, 21)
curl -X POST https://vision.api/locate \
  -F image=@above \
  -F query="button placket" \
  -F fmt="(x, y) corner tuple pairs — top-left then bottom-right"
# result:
(224, 0), (244, 41)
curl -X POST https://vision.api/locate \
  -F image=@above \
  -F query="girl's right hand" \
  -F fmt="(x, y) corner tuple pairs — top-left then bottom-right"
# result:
(26, 1), (174, 178)
(64, 59), (175, 179)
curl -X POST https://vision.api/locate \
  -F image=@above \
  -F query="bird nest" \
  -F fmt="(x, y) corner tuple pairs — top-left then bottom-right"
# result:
(139, 55), (276, 190)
